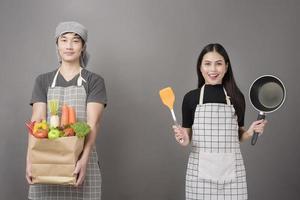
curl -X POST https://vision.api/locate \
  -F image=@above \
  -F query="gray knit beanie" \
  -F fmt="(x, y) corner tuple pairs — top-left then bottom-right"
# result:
(55, 21), (89, 67)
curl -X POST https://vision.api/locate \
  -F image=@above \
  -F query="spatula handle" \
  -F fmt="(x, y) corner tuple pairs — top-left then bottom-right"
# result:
(170, 109), (184, 144)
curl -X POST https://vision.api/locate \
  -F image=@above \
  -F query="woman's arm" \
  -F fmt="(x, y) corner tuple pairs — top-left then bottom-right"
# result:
(26, 102), (47, 184)
(239, 127), (252, 142)
(239, 119), (267, 142)
(74, 102), (104, 186)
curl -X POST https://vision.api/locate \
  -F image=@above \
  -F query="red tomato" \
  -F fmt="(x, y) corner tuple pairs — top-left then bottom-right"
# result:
(33, 129), (48, 138)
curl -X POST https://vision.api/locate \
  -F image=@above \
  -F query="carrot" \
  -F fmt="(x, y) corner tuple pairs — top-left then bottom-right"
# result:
(68, 106), (76, 124)
(60, 104), (69, 127)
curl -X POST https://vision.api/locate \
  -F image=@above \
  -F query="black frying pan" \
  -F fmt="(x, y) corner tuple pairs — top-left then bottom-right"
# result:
(249, 75), (286, 145)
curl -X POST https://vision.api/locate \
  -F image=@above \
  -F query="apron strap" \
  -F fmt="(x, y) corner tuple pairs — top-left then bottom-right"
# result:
(199, 85), (231, 105)
(77, 68), (86, 86)
(223, 88), (231, 105)
(50, 67), (86, 88)
(199, 85), (205, 105)
(50, 69), (60, 88)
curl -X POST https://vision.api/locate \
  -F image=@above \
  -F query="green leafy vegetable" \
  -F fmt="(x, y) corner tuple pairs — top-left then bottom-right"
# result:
(71, 122), (91, 138)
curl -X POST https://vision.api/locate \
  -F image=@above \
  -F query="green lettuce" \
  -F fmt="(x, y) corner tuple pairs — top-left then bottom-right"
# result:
(71, 122), (91, 138)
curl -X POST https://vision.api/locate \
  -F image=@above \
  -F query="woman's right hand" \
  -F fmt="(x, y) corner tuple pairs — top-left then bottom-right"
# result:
(172, 125), (190, 146)
(26, 160), (33, 184)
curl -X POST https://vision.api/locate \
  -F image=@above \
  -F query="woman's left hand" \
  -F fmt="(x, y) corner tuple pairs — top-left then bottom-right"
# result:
(247, 119), (268, 136)
(73, 158), (88, 187)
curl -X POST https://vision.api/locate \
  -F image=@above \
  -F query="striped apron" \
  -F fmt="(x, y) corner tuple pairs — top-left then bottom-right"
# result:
(186, 85), (247, 200)
(29, 68), (102, 200)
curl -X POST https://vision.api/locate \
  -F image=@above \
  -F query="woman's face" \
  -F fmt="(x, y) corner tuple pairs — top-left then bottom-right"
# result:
(200, 51), (228, 85)
(57, 33), (83, 64)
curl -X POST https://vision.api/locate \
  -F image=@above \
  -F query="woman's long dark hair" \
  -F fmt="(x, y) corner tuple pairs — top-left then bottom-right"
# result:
(196, 43), (245, 139)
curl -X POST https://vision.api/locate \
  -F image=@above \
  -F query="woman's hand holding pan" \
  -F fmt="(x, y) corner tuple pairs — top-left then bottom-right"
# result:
(247, 119), (268, 137)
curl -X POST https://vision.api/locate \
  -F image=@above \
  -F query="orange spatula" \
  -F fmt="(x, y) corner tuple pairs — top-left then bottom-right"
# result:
(159, 87), (183, 143)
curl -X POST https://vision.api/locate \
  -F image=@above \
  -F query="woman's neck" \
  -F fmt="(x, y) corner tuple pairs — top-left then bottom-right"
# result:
(204, 83), (223, 87)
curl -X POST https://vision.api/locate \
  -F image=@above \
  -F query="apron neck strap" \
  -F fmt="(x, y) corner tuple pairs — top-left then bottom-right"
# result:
(50, 67), (86, 88)
(199, 85), (205, 105)
(199, 84), (231, 105)
(77, 68), (86, 86)
(50, 69), (60, 88)
(223, 87), (231, 105)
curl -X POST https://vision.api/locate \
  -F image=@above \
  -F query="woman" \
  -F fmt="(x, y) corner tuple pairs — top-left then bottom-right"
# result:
(173, 43), (267, 199)
(26, 21), (107, 199)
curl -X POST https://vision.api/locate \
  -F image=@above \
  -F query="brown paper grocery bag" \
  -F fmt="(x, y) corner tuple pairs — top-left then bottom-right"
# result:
(28, 134), (84, 185)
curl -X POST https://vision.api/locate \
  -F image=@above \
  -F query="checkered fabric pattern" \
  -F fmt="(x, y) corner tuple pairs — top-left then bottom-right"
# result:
(185, 86), (247, 200)
(28, 81), (102, 199)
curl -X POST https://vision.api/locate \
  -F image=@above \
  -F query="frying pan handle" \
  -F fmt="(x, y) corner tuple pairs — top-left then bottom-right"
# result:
(251, 113), (265, 145)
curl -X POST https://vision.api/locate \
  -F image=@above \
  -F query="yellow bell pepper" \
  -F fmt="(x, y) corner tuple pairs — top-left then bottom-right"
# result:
(33, 120), (49, 133)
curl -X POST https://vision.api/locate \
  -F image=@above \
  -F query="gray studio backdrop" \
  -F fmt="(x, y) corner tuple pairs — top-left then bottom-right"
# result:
(0, 0), (299, 199)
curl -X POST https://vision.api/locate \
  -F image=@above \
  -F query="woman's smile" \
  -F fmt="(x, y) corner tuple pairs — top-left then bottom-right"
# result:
(208, 72), (220, 80)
